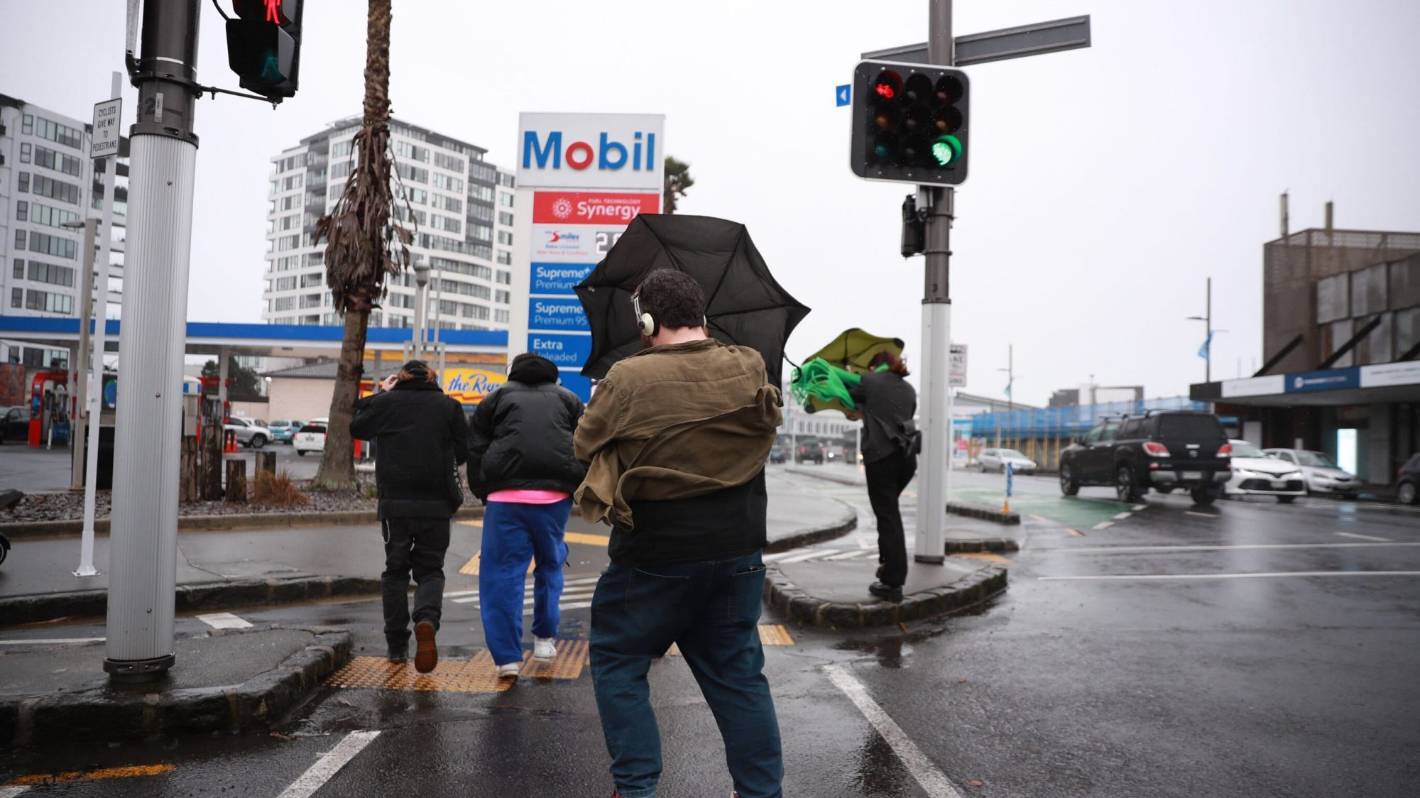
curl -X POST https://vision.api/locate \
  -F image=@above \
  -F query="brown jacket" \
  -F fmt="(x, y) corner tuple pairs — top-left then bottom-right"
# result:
(573, 338), (782, 528)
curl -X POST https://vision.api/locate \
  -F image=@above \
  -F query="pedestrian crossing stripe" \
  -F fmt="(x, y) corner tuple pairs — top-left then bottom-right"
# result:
(763, 548), (877, 564)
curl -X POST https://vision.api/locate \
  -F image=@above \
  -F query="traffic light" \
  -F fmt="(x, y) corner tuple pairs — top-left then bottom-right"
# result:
(850, 60), (969, 186)
(225, 0), (303, 100)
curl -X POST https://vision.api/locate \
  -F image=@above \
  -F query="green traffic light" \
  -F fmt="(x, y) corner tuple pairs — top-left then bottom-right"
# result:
(931, 135), (962, 167)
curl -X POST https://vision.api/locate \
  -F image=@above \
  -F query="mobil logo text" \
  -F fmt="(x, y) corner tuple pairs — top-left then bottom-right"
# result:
(529, 297), (590, 331)
(522, 128), (657, 173)
(533, 192), (659, 225)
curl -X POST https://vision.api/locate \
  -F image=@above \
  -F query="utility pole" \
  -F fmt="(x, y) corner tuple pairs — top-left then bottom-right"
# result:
(66, 219), (97, 492)
(913, 0), (954, 566)
(1187, 277), (1214, 383)
(105, 0), (202, 681)
(996, 343), (1014, 450)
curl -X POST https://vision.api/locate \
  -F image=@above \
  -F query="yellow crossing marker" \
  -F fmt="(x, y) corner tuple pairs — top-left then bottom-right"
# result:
(457, 552), (535, 577)
(565, 531), (610, 547)
(456, 519), (484, 528)
(952, 552), (1013, 567)
(8, 764), (176, 786)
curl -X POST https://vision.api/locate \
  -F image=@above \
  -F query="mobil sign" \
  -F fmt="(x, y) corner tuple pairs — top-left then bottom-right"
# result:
(517, 112), (665, 190)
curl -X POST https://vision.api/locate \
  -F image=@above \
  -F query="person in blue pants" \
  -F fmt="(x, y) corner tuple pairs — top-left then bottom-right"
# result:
(467, 353), (585, 678)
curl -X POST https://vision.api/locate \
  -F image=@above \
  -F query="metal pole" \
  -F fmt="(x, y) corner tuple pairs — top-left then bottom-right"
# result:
(914, 0), (953, 566)
(71, 220), (97, 491)
(106, 0), (201, 681)
(1205, 277), (1212, 384)
(217, 349), (230, 418)
(78, 71), (123, 579)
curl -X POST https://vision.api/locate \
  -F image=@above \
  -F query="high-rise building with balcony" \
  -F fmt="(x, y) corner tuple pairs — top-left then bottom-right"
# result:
(261, 118), (516, 331)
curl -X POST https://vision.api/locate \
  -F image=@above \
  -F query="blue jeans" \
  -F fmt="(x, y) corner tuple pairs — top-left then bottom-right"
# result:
(479, 498), (571, 666)
(590, 552), (783, 798)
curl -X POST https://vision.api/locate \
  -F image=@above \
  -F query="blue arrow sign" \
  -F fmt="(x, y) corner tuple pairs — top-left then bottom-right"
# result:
(835, 84), (851, 107)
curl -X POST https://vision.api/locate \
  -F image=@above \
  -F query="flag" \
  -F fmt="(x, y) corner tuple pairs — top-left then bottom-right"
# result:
(1197, 332), (1213, 360)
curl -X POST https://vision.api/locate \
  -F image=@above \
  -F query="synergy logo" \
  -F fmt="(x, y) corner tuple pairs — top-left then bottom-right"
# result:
(522, 129), (657, 173)
(533, 192), (659, 225)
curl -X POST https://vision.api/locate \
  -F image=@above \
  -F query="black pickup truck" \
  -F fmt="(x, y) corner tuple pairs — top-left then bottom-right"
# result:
(1059, 411), (1232, 505)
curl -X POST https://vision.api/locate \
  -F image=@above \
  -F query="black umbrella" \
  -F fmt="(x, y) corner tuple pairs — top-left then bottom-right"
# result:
(575, 214), (809, 387)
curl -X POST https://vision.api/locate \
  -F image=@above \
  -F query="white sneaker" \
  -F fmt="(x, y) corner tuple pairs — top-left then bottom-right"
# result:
(533, 637), (557, 661)
(496, 662), (521, 679)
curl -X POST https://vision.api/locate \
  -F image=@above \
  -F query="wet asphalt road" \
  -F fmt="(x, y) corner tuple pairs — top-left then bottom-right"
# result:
(3, 469), (1419, 796)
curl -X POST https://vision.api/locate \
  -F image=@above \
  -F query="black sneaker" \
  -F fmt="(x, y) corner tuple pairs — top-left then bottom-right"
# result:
(869, 582), (903, 603)
(387, 638), (408, 664)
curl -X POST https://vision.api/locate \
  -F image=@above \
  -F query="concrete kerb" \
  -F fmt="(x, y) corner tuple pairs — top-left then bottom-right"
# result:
(945, 501), (1021, 525)
(764, 497), (858, 554)
(763, 564), (1007, 629)
(944, 537), (1021, 554)
(0, 575), (382, 628)
(1, 628), (352, 747)
(0, 505), (486, 540)
(783, 466), (862, 487)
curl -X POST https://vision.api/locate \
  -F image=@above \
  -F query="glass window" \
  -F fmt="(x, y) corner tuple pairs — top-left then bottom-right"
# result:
(18, 172), (30, 193)
(495, 230), (513, 246)
(496, 251), (512, 266)
(22, 113), (33, 134)
(12, 260), (23, 279)
(1157, 414), (1224, 442)
(10, 288), (21, 308)
(498, 211), (514, 227)
(15, 201), (27, 222)
(14, 230), (26, 250)
(19, 143), (31, 163)
(499, 192), (514, 208)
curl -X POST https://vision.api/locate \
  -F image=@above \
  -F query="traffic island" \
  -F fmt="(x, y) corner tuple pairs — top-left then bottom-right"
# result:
(945, 500), (1021, 525)
(0, 626), (351, 747)
(0, 575), (381, 627)
(764, 556), (1006, 629)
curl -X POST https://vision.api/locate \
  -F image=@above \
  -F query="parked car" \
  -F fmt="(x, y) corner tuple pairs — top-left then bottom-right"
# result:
(0, 406), (29, 445)
(1059, 411), (1231, 506)
(795, 438), (824, 465)
(267, 420), (302, 444)
(978, 448), (1037, 474)
(1262, 448), (1361, 498)
(1395, 454), (1420, 505)
(1222, 440), (1305, 502)
(0, 530), (9, 566)
(224, 417), (272, 449)
(769, 443), (789, 464)
(293, 421), (327, 456)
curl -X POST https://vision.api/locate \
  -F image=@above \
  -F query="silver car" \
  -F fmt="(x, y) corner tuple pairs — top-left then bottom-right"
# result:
(1262, 448), (1361, 498)
(978, 448), (1037, 474)
(224, 417), (272, 449)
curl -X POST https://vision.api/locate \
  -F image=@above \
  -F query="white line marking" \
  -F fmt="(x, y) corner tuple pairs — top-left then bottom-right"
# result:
(762, 550), (800, 562)
(1043, 541), (1420, 555)
(277, 730), (380, 798)
(1113, 512), (1132, 520)
(825, 665), (963, 798)
(0, 637), (105, 646)
(1093, 522), (1113, 530)
(1335, 531), (1392, 542)
(0, 786), (30, 798)
(825, 550), (868, 561)
(1185, 511), (1216, 518)
(1131, 504), (1147, 511)
(776, 549), (835, 564)
(1040, 570), (1420, 582)
(197, 612), (252, 630)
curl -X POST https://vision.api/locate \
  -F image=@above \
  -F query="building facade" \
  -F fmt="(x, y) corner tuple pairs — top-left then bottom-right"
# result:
(0, 93), (128, 367)
(261, 118), (516, 331)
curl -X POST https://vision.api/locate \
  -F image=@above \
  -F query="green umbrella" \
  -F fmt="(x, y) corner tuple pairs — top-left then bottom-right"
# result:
(804, 328), (905, 375)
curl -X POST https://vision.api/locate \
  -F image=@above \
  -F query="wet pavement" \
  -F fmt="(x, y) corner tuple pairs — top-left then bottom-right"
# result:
(3, 467), (1419, 796)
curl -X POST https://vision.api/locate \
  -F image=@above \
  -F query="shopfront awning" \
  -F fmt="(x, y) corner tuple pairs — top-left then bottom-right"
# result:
(1191, 360), (1420, 407)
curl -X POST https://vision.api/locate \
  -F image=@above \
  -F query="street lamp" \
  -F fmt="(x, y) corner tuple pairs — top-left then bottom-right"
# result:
(412, 262), (430, 359)
(1186, 277), (1228, 383)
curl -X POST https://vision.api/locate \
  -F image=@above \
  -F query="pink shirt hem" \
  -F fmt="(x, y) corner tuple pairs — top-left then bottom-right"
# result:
(486, 489), (571, 505)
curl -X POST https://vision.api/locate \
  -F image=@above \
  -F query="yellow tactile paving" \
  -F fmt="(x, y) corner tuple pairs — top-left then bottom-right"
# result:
(327, 653), (514, 694)
(520, 638), (589, 680)
(952, 552), (1013, 567)
(564, 532), (610, 547)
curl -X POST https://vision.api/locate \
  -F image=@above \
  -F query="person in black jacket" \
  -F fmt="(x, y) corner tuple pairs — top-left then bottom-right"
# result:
(849, 351), (919, 603)
(351, 360), (470, 673)
(467, 352), (584, 678)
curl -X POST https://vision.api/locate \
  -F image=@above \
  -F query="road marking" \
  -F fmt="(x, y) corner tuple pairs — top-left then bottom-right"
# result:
(954, 552), (1012, 567)
(1093, 522), (1113, 530)
(1113, 512), (1132, 520)
(1066, 528), (1085, 537)
(277, 730), (380, 798)
(1040, 570), (1420, 582)
(197, 612), (252, 630)
(565, 531), (609, 547)
(458, 553), (481, 575)
(1335, 531), (1391, 542)
(8, 764), (176, 787)
(825, 665), (963, 798)
(0, 637), (104, 646)
(1185, 511), (1216, 518)
(776, 549), (839, 564)
(1043, 541), (1420, 555)
(825, 550), (869, 561)
(456, 519), (484, 528)
(0, 787), (28, 797)
(1131, 504), (1147, 511)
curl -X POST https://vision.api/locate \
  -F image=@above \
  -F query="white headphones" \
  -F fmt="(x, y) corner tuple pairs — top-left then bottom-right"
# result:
(631, 291), (657, 337)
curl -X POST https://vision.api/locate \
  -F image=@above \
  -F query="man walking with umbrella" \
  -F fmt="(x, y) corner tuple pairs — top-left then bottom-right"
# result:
(576, 268), (785, 798)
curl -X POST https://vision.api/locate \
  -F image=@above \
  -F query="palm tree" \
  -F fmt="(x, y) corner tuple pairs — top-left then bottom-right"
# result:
(312, 0), (411, 489)
(663, 156), (694, 214)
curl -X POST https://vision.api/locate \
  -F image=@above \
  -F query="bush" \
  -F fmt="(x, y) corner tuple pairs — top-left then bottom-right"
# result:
(252, 470), (309, 507)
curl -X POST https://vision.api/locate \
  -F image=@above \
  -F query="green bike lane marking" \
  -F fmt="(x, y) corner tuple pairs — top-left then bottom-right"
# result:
(950, 487), (1127, 531)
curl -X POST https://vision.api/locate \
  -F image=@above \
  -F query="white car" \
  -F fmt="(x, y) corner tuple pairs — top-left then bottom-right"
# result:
(1262, 448), (1361, 498)
(224, 417), (272, 449)
(293, 420), (327, 456)
(1223, 440), (1306, 502)
(977, 448), (1037, 474)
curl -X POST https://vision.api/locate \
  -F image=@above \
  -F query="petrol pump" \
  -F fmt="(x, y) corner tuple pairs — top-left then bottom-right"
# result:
(27, 369), (71, 448)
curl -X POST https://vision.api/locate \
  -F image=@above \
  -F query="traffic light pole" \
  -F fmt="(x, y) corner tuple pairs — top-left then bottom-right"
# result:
(106, 0), (202, 681)
(914, 0), (954, 565)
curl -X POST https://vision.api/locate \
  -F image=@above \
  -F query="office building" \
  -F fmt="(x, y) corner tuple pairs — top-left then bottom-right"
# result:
(0, 93), (127, 367)
(261, 117), (516, 331)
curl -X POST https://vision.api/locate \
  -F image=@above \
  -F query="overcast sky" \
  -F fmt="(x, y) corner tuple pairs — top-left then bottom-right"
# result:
(4, 0), (1418, 405)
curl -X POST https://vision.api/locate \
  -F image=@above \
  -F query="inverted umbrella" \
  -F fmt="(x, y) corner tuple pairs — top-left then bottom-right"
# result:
(805, 328), (905, 375)
(575, 214), (810, 388)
